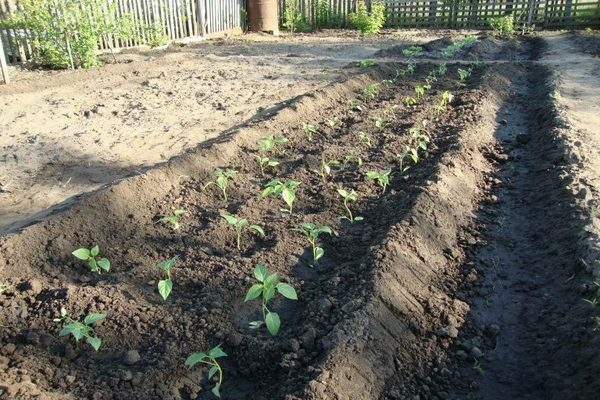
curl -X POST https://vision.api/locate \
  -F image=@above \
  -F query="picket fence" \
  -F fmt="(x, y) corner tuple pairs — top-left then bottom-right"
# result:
(0, 0), (246, 65)
(1, 0), (599, 67)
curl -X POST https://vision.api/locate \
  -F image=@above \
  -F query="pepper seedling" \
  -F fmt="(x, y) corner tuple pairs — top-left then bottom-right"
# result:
(157, 256), (178, 300)
(366, 169), (392, 194)
(221, 213), (265, 250)
(160, 209), (186, 230)
(317, 157), (340, 183)
(402, 96), (418, 106)
(343, 149), (364, 168)
(437, 63), (448, 75)
(292, 222), (333, 264)
(414, 85), (426, 99)
(373, 116), (387, 130)
(204, 168), (237, 202)
(402, 45), (423, 58)
(255, 155), (279, 177)
(245, 264), (297, 335)
(261, 178), (300, 213)
(458, 67), (472, 83)
(410, 127), (430, 151)
(362, 83), (380, 100)
(357, 131), (374, 148)
(301, 123), (317, 141)
(337, 188), (363, 222)
(358, 59), (376, 68)
(326, 116), (339, 128)
(258, 135), (288, 155)
(185, 345), (227, 398)
(53, 307), (105, 351)
(72, 245), (110, 274)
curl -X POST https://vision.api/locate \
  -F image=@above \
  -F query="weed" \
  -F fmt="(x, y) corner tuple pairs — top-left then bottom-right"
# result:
(293, 222), (333, 264)
(72, 245), (110, 274)
(366, 169), (392, 194)
(402, 45), (423, 58)
(204, 168), (237, 202)
(185, 345), (227, 398)
(301, 123), (317, 141)
(160, 209), (186, 230)
(357, 131), (374, 148)
(255, 155), (279, 177)
(489, 15), (514, 37)
(258, 135), (288, 155)
(349, 0), (386, 35)
(54, 307), (105, 351)
(221, 214), (265, 250)
(261, 179), (300, 213)
(362, 83), (381, 100)
(337, 188), (363, 222)
(157, 256), (178, 300)
(245, 264), (297, 335)
(358, 59), (376, 68)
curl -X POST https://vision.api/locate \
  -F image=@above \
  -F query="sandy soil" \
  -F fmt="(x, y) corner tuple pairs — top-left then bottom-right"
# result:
(541, 32), (600, 277)
(0, 29), (445, 234)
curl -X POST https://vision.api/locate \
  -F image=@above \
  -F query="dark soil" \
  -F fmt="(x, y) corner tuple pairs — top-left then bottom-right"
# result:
(1, 35), (600, 400)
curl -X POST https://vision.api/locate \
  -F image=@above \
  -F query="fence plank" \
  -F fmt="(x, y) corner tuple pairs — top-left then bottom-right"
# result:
(0, 37), (9, 83)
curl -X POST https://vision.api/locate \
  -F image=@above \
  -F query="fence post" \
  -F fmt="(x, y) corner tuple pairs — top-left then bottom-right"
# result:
(0, 38), (9, 84)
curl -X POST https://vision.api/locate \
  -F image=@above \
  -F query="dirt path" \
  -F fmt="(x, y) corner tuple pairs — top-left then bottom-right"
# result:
(0, 30), (442, 235)
(407, 34), (600, 400)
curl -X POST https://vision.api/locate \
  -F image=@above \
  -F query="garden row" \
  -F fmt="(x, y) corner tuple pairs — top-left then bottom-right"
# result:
(0, 39), (494, 399)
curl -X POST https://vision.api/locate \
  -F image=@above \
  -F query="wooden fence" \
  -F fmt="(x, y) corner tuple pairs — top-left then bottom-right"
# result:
(0, 0), (246, 65)
(1, 0), (599, 67)
(279, 0), (600, 27)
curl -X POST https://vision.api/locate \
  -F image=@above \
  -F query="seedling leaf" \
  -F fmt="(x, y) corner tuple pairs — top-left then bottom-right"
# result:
(265, 311), (281, 335)
(84, 313), (106, 325)
(72, 248), (90, 260)
(276, 283), (298, 300)
(158, 279), (173, 300)
(86, 336), (102, 351)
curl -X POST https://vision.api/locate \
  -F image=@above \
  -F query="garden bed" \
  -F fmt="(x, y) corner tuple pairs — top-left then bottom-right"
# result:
(2, 33), (599, 400)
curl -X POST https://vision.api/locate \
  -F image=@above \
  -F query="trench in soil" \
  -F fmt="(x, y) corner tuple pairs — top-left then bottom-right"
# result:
(1, 36), (599, 400)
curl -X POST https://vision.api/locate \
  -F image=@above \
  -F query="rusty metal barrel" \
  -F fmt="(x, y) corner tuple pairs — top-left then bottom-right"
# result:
(247, 0), (279, 34)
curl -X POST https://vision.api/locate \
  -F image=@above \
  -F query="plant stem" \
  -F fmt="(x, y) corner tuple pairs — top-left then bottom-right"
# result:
(344, 199), (353, 222)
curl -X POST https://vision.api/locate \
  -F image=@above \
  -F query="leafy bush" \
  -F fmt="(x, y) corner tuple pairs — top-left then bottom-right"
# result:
(350, 0), (386, 35)
(489, 15), (515, 37)
(0, 0), (135, 69)
(283, 0), (311, 32)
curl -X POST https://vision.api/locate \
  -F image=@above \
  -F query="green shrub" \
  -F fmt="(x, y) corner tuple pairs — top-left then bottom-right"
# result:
(283, 0), (311, 32)
(0, 0), (136, 69)
(489, 15), (515, 37)
(350, 0), (386, 35)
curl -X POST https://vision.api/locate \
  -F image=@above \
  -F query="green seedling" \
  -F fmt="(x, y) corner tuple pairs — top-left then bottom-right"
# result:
(348, 99), (364, 112)
(458, 67), (471, 83)
(185, 345), (227, 398)
(410, 127), (430, 151)
(584, 297), (598, 307)
(395, 62), (417, 79)
(366, 169), (392, 194)
(337, 188), (363, 222)
(261, 178), (300, 213)
(403, 96), (418, 106)
(357, 131), (374, 148)
(204, 168), (237, 202)
(440, 91), (454, 106)
(160, 209), (187, 230)
(258, 135), (288, 155)
(157, 256), (178, 300)
(72, 245), (110, 274)
(358, 59), (376, 68)
(426, 72), (438, 85)
(436, 63), (448, 75)
(414, 85), (426, 99)
(373, 116), (387, 130)
(402, 45), (423, 58)
(442, 35), (478, 57)
(292, 222), (333, 264)
(301, 123), (317, 141)
(343, 149), (364, 168)
(53, 307), (105, 351)
(255, 155), (279, 177)
(362, 83), (380, 100)
(245, 264), (297, 335)
(317, 157), (340, 183)
(221, 213), (265, 250)
(327, 116), (340, 128)
(405, 145), (420, 164)
(0, 282), (9, 294)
